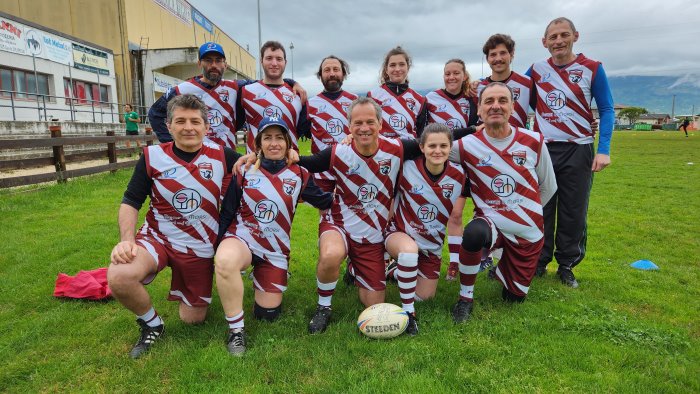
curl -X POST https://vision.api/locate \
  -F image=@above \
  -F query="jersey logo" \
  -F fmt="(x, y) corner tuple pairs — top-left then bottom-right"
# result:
(282, 178), (298, 195)
(253, 199), (279, 223)
(381, 98), (393, 107)
(459, 101), (470, 115)
(378, 159), (392, 175)
(281, 91), (294, 103)
(325, 118), (345, 137)
(198, 162), (213, 180)
(568, 69), (583, 84)
(491, 174), (516, 197)
(437, 104), (447, 112)
(540, 72), (551, 83)
(545, 89), (566, 110)
(172, 188), (202, 214)
(244, 177), (261, 189)
(263, 105), (283, 119)
(161, 168), (178, 179)
(218, 90), (229, 102)
(208, 109), (223, 127)
(357, 183), (378, 203)
(445, 118), (463, 130)
(389, 113), (408, 132)
(441, 183), (454, 198)
(512, 87), (520, 101)
(409, 184), (424, 195)
(477, 155), (492, 167)
(346, 163), (361, 176)
(417, 204), (438, 223)
(511, 151), (527, 166)
(254, 91), (268, 100)
(340, 102), (351, 113)
(406, 98), (416, 111)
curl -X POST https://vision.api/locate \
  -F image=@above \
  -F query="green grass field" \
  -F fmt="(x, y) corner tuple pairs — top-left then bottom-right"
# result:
(0, 131), (698, 393)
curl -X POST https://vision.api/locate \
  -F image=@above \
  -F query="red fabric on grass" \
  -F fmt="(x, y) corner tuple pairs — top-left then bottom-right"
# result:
(54, 268), (112, 300)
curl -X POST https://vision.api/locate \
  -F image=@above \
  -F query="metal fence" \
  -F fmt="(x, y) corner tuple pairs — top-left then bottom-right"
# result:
(0, 89), (150, 124)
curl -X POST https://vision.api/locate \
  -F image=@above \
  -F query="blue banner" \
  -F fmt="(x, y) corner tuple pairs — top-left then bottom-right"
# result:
(192, 9), (213, 34)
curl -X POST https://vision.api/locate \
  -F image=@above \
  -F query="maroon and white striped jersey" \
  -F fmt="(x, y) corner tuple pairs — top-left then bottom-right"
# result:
(140, 142), (227, 258)
(240, 81), (303, 153)
(425, 89), (473, 130)
(367, 85), (425, 139)
(228, 165), (309, 271)
(388, 157), (466, 255)
(307, 91), (358, 183)
(175, 78), (239, 149)
(324, 137), (404, 243)
(530, 54), (599, 144)
(477, 72), (532, 128)
(455, 127), (545, 244)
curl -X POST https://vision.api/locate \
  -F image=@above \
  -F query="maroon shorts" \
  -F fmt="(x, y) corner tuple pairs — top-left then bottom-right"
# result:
(417, 253), (442, 280)
(489, 231), (543, 298)
(251, 255), (288, 293)
(319, 222), (387, 291)
(136, 235), (214, 307)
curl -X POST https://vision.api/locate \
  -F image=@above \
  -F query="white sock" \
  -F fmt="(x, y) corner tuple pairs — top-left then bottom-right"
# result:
(138, 307), (163, 327)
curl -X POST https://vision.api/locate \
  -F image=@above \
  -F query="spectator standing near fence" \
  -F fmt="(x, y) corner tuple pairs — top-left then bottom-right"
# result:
(124, 104), (141, 151)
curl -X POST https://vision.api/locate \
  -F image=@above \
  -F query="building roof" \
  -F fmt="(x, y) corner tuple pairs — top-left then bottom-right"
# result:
(639, 113), (670, 119)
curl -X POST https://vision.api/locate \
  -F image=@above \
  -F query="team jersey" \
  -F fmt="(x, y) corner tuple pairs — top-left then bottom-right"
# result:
(228, 165), (309, 271)
(388, 157), (466, 255)
(240, 81), (303, 153)
(530, 54), (600, 144)
(455, 127), (545, 244)
(477, 72), (533, 128)
(324, 137), (403, 243)
(140, 141), (227, 258)
(367, 85), (425, 139)
(307, 91), (358, 183)
(425, 89), (475, 130)
(174, 78), (239, 149)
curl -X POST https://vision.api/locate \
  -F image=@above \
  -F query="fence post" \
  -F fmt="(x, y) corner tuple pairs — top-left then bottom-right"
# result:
(145, 127), (153, 146)
(50, 124), (67, 183)
(106, 130), (117, 173)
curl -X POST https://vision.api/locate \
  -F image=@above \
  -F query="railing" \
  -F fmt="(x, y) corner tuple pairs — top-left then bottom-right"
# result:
(0, 124), (156, 188)
(0, 89), (150, 124)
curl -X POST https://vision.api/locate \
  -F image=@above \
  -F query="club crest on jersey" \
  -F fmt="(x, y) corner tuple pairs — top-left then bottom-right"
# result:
(389, 113), (408, 132)
(253, 199), (279, 223)
(568, 69), (583, 84)
(441, 183), (454, 198)
(512, 88), (521, 101)
(340, 102), (351, 112)
(326, 118), (345, 137)
(357, 183), (379, 203)
(172, 188), (202, 214)
(281, 92), (294, 103)
(491, 174), (516, 197)
(417, 203), (438, 222)
(445, 118), (463, 130)
(406, 98), (416, 111)
(263, 105), (283, 119)
(218, 90), (229, 102)
(511, 151), (527, 166)
(477, 155), (493, 167)
(198, 162), (214, 180)
(459, 101), (470, 115)
(545, 89), (566, 110)
(160, 168), (178, 178)
(282, 178), (298, 195)
(208, 109), (223, 127)
(378, 159), (392, 175)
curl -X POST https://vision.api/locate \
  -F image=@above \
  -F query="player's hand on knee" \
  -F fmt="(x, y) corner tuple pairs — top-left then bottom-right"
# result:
(111, 241), (138, 264)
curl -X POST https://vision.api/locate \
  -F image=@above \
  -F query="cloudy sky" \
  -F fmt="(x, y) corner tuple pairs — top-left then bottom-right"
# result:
(190, 0), (699, 94)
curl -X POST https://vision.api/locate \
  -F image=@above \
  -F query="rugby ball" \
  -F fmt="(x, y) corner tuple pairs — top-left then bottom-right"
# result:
(357, 303), (408, 339)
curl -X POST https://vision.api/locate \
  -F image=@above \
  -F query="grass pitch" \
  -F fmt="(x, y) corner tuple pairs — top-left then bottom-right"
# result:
(0, 131), (698, 392)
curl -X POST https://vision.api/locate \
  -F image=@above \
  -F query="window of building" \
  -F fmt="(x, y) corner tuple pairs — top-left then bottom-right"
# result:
(64, 78), (110, 106)
(0, 67), (50, 100)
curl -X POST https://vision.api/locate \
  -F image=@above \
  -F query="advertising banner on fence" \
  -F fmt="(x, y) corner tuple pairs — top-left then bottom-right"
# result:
(154, 0), (192, 26)
(153, 71), (183, 93)
(192, 9), (213, 33)
(0, 17), (27, 55)
(72, 43), (109, 75)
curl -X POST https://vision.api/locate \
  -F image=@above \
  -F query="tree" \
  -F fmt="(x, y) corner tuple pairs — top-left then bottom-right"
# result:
(619, 107), (648, 125)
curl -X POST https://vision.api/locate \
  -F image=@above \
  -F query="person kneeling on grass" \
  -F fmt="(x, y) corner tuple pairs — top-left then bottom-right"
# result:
(214, 115), (332, 356)
(108, 94), (241, 359)
(384, 123), (468, 335)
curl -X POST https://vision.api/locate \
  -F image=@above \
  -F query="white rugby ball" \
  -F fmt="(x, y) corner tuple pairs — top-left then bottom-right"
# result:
(357, 303), (408, 339)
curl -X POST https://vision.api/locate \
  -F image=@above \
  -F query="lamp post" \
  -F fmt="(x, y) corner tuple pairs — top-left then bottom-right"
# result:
(289, 42), (295, 79)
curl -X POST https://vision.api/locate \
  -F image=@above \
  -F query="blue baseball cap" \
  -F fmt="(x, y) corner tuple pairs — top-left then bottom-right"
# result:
(257, 115), (289, 135)
(199, 42), (225, 59)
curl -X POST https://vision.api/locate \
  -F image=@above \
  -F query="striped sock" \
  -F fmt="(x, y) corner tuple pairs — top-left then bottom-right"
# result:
(458, 248), (481, 301)
(396, 252), (418, 314)
(138, 307), (163, 327)
(448, 236), (461, 266)
(226, 311), (244, 330)
(317, 279), (338, 307)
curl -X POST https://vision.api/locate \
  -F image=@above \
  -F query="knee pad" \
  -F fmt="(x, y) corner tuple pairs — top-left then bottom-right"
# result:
(462, 220), (491, 252)
(254, 302), (282, 322)
(502, 287), (526, 303)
